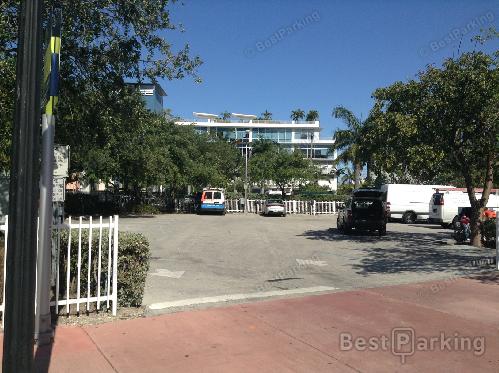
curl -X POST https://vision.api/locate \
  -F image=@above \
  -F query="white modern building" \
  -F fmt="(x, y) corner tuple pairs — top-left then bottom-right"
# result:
(176, 112), (338, 191)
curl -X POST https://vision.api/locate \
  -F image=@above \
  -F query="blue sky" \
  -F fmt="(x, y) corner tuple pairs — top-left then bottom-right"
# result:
(162, 0), (498, 137)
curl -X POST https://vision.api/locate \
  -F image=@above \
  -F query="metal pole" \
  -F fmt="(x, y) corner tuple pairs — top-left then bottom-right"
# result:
(3, 0), (44, 371)
(34, 114), (55, 345)
(244, 145), (248, 213)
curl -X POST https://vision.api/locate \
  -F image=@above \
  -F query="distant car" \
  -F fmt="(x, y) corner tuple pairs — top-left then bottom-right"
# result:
(262, 199), (286, 217)
(198, 188), (226, 215)
(337, 189), (387, 236)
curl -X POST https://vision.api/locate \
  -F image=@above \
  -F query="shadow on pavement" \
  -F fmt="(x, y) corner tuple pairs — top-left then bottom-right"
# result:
(466, 271), (499, 286)
(298, 227), (495, 276)
(407, 224), (446, 230)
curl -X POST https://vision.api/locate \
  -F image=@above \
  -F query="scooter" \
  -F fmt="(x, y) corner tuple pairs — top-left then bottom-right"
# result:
(453, 221), (468, 243)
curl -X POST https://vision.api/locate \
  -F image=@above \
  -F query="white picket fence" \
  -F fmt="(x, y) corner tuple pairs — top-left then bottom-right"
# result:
(225, 199), (344, 214)
(0, 215), (119, 326)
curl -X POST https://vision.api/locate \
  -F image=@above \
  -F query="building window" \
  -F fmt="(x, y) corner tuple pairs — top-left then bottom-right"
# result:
(236, 128), (250, 140)
(194, 127), (209, 135)
(294, 130), (312, 140)
(313, 148), (330, 159)
(253, 128), (292, 142)
(215, 127), (236, 140)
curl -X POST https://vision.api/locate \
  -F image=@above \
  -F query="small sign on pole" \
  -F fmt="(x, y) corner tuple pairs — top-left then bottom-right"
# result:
(53, 145), (69, 177)
(52, 178), (65, 202)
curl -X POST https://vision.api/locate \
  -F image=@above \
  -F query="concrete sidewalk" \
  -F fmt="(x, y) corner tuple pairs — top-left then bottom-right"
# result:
(4, 273), (499, 372)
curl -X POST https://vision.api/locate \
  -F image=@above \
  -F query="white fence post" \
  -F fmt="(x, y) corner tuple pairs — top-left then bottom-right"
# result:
(112, 215), (119, 316)
(106, 216), (113, 310)
(66, 216), (72, 315)
(76, 217), (82, 314)
(97, 216), (103, 310)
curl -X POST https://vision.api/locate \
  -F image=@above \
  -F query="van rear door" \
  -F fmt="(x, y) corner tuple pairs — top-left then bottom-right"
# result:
(429, 192), (444, 222)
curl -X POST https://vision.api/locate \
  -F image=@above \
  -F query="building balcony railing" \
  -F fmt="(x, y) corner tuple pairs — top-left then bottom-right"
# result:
(177, 118), (319, 126)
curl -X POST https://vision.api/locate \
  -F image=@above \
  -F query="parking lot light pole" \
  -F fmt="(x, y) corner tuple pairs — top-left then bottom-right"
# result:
(244, 130), (250, 213)
(3, 0), (44, 370)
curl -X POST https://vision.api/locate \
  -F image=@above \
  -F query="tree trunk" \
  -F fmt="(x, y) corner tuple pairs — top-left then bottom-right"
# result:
(462, 153), (495, 247)
(354, 162), (362, 189)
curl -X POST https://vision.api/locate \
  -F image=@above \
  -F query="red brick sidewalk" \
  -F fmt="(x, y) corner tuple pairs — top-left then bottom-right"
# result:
(3, 273), (499, 372)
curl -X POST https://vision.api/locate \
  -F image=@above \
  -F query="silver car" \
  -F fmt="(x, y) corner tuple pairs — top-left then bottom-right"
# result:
(262, 199), (286, 217)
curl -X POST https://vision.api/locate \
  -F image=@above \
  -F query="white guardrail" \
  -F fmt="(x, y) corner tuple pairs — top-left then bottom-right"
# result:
(0, 215), (119, 327)
(225, 199), (344, 214)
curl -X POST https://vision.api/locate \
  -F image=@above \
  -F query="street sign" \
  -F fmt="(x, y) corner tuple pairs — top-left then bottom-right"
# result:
(42, 8), (61, 115)
(53, 145), (69, 177)
(52, 178), (65, 202)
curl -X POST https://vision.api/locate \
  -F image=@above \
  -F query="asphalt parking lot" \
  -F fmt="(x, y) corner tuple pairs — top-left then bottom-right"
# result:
(120, 214), (496, 314)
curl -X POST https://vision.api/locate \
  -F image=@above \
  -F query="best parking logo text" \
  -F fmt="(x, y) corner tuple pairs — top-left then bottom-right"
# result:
(339, 327), (485, 364)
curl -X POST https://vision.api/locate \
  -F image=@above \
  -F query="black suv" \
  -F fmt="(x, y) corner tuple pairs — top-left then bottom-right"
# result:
(337, 189), (387, 236)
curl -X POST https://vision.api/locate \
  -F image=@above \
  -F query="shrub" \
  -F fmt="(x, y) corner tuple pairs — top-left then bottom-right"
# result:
(481, 219), (496, 247)
(58, 229), (150, 308)
(130, 204), (160, 215)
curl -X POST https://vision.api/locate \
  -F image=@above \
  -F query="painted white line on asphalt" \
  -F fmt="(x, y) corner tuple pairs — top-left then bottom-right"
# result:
(148, 286), (338, 310)
(296, 259), (328, 266)
(150, 269), (185, 278)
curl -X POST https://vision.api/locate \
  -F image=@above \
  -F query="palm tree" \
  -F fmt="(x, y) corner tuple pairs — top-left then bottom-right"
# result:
(219, 111), (231, 121)
(290, 109), (305, 121)
(261, 110), (272, 120)
(331, 106), (367, 189)
(336, 166), (355, 185)
(306, 110), (319, 121)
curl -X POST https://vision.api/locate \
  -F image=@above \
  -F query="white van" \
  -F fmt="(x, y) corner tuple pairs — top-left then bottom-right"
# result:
(199, 188), (226, 215)
(380, 184), (454, 223)
(429, 188), (499, 227)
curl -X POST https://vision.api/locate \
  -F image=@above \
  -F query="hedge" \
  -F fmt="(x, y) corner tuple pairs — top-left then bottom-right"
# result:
(482, 219), (496, 248)
(58, 229), (150, 308)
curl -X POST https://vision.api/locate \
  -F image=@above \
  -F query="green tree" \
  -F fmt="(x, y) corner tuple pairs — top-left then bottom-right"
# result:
(305, 110), (319, 122)
(219, 111), (231, 121)
(249, 141), (316, 197)
(0, 1), (17, 172)
(1, 1), (202, 176)
(260, 110), (273, 120)
(290, 109), (305, 121)
(331, 106), (368, 188)
(371, 51), (498, 246)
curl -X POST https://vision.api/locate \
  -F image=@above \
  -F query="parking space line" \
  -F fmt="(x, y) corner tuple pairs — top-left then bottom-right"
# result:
(148, 286), (338, 310)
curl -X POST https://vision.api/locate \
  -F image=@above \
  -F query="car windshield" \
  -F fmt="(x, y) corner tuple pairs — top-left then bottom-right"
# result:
(214, 192), (222, 199)
(204, 191), (213, 199)
(267, 199), (283, 204)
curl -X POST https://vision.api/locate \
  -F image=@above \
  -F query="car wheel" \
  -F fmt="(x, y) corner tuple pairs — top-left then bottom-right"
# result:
(402, 212), (416, 224)
(378, 225), (387, 236)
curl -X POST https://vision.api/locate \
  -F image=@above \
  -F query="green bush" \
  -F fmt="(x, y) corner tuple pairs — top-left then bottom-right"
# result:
(131, 204), (160, 215)
(482, 219), (496, 247)
(58, 229), (150, 308)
